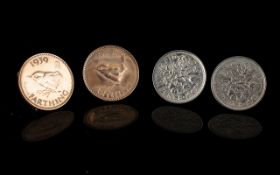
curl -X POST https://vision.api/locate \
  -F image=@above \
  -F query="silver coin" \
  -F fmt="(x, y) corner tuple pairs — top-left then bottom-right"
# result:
(208, 114), (262, 139)
(152, 50), (207, 103)
(152, 106), (203, 134)
(211, 56), (266, 110)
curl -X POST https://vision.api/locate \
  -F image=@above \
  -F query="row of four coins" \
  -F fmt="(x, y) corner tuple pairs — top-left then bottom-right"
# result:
(18, 45), (139, 111)
(152, 50), (267, 110)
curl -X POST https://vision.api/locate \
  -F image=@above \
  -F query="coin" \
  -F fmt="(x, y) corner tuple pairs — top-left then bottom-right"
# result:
(83, 45), (139, 101)
(18, 53), (74, 110)
(208, 114), (262, 139)
(152, 50), (206, 103)
(84, 104), (138, 130)
(211, 56), (266, 110)
(22, 111), (74, 142)
(152, 106), (203, 134)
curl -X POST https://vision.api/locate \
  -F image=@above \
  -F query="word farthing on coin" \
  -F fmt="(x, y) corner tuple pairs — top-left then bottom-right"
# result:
(83, 45), (139, 101)
(152, 50), (207, 104)
(18, 53), (74, 110)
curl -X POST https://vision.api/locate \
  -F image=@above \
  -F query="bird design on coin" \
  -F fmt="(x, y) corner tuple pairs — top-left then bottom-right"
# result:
(18, 53), (74, 110)
(95, 55), (127, 85)
(83, 45), (139, 101)
(29, 71), (63, 97)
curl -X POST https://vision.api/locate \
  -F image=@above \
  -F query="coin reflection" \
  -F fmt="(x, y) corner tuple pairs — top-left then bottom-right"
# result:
(208, 114), (262, 139)
(84, 104), (138, 130)
(152, 106), (203, 134)
(22, 111), (74, 142)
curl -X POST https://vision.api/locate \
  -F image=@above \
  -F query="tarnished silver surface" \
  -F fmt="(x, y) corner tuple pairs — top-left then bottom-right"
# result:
(152, 50), (206, 103)
(211, 56), (266, 110)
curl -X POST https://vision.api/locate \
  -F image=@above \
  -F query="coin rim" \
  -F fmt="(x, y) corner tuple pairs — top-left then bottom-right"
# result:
(18, 53), (75, 111)
(82, 45), (139, 101)
(152, 50), (207, 104)
(211, 56), (267, 111)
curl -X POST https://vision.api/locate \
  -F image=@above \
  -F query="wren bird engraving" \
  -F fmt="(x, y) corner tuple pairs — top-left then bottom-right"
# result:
(96, 56), (127, 85)
(29, 71), (63, 97)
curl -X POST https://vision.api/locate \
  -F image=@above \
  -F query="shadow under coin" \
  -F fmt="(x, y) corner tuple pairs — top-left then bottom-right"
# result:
(151, 106), (203, 134)
(208, 114), (263, 139)
(22, 111), (75, 142)
(84, 104), (138, 130)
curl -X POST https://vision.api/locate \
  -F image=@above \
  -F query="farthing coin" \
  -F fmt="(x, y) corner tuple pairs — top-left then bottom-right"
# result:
(152, 50), (206, 103)
(83, 45), (139, 101)
(18, 53), (74, 110)
(211, 56), (266, 110)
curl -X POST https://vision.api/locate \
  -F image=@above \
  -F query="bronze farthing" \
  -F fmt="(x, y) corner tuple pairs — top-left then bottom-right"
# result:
(18, 53), (74, 110)
(83, 45), (139, 101)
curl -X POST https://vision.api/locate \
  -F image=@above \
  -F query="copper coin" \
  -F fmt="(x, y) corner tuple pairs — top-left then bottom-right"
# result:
(84, 104), (138, 130)
(83, 45), (139, 101)
(18, 53), (74, 110)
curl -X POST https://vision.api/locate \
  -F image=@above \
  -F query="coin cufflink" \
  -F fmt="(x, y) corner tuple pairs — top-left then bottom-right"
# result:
(211, 56), (266, 111)
(18, 53), (74, 110)
(152, 50), (207, 104)
(82, 45), (139, 101)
